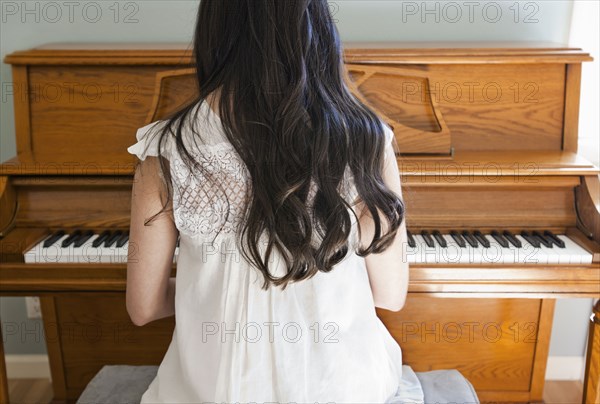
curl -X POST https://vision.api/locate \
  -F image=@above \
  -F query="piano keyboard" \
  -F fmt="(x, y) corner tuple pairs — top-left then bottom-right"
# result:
(24, 229), (593, 265)
(24, 230), (180, 264)
(404, 230), (592, 265)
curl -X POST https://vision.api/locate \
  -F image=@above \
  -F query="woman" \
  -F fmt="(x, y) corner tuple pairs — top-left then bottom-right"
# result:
(126, 0), (424, 402)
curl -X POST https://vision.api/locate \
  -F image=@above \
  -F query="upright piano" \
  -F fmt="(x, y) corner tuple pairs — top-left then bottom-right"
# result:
(1, 42), (598, 403)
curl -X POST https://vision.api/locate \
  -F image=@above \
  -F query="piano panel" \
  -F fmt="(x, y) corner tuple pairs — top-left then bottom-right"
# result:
(377, 297), (551, 399)
(16, 183), (131, 228)
(342, 63), (566, 152)
(146, 68), (197, 123)
(575, 175), (600, 245)
(26, 65), (190, 165)
(423, 63), (566, 151)
(345, 62), (567, 151)
(13, 49), (577, 165)
(402, 176), (578, 229)
(7, 176), (582, 231)
(356, 71), (441, 132)
(41, 294), (174, 400)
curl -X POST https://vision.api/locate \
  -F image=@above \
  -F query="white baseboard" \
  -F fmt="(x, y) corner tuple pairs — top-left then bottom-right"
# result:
(5, 354), (51, 379)
(545, 356), (586, 381)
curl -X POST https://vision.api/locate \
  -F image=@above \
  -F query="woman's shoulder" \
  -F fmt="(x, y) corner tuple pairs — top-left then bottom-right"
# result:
(127, 100), (228, 162)
(127, 119), (172, 161)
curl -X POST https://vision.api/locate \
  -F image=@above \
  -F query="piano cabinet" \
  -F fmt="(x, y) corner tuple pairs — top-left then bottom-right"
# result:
(1, 42), (599, 403)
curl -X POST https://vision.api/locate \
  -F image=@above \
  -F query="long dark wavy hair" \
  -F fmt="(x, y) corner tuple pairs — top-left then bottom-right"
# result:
(142, 0), (405, 290)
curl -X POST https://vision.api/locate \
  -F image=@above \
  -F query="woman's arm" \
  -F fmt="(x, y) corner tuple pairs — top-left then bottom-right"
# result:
(357, 144), (409, 312)
(126, 156), (179, 326)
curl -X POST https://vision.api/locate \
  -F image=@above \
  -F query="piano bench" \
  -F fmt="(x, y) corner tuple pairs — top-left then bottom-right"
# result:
(414, 369), (480, 404)
(76, 365), (480, 403)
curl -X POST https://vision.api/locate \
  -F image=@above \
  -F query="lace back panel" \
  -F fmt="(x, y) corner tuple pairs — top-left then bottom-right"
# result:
(128, 100), (393, 245)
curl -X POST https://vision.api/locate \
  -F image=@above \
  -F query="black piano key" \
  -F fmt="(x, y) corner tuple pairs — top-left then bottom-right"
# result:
(450, 230), (466, 247)
(502, 230), (522, 248)
(92, 230), (111, 248)
(61, 230), (82, 248)
(407, 231), (416, 248)
(73, 230), (94, 247)
(544, 230), (565, 248)
(520, 231), (540, 248)
(532, 230), (553, 248)
(473, 231), (490, 248)
(116, 231), (129, 248)
(491, 230), (509, 248)
(105, 230), (123, 248)
(420, 230), (435, 248)
(461, 230), (478, 247)
(432, 230), (447, 248)
(43, 230), (65, 248)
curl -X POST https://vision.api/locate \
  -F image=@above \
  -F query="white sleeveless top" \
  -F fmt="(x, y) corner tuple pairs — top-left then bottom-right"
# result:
(127, 99), (425, 403)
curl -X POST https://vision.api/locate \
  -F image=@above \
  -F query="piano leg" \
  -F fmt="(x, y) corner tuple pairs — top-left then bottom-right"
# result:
(0, 316), (9, 404)
(39, 296), (67, 404)
(531, 298), (556, 403)
(583, 299), (600, 404)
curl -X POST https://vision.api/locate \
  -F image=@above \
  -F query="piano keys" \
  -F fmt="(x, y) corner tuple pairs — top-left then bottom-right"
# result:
(23, 229), (592, 265)
(25, 230), (179, 264)
(406, 230), (592, 264)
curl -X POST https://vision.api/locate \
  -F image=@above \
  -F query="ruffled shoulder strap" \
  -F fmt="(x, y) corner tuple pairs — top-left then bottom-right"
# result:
(127, 120), (173, 161)
(383, 121), (394, 145)
(382, 121), (396, 164)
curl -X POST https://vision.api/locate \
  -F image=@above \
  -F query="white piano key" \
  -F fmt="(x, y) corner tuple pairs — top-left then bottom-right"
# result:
(557, 235), (593, 264)
(25, 234), (70, 263)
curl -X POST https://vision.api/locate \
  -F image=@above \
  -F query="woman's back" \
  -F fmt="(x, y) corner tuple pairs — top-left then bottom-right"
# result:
(127, 99), (424, 403)
(126, 1), (423, 401)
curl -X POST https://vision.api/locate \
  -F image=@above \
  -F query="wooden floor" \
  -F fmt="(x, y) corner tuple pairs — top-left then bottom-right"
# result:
(4, 378), (584, 404)
(6, 378), (53, 404)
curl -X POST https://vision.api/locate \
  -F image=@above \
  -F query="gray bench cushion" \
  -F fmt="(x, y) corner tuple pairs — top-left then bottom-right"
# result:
(77, 365), (480, 404)
(77, 365), (158, 404)
(416, 369), (479, 404)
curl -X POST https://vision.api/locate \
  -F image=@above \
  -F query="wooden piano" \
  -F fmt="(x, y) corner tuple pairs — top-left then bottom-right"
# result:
(1, 42), (599, 403)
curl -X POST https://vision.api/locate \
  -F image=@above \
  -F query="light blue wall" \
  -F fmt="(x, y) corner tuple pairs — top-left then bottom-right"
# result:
(334, 0), (573, 42)
(0, 0), (590, 359)
(0, 298), (46, 355)
(549, 299), (594, 356)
